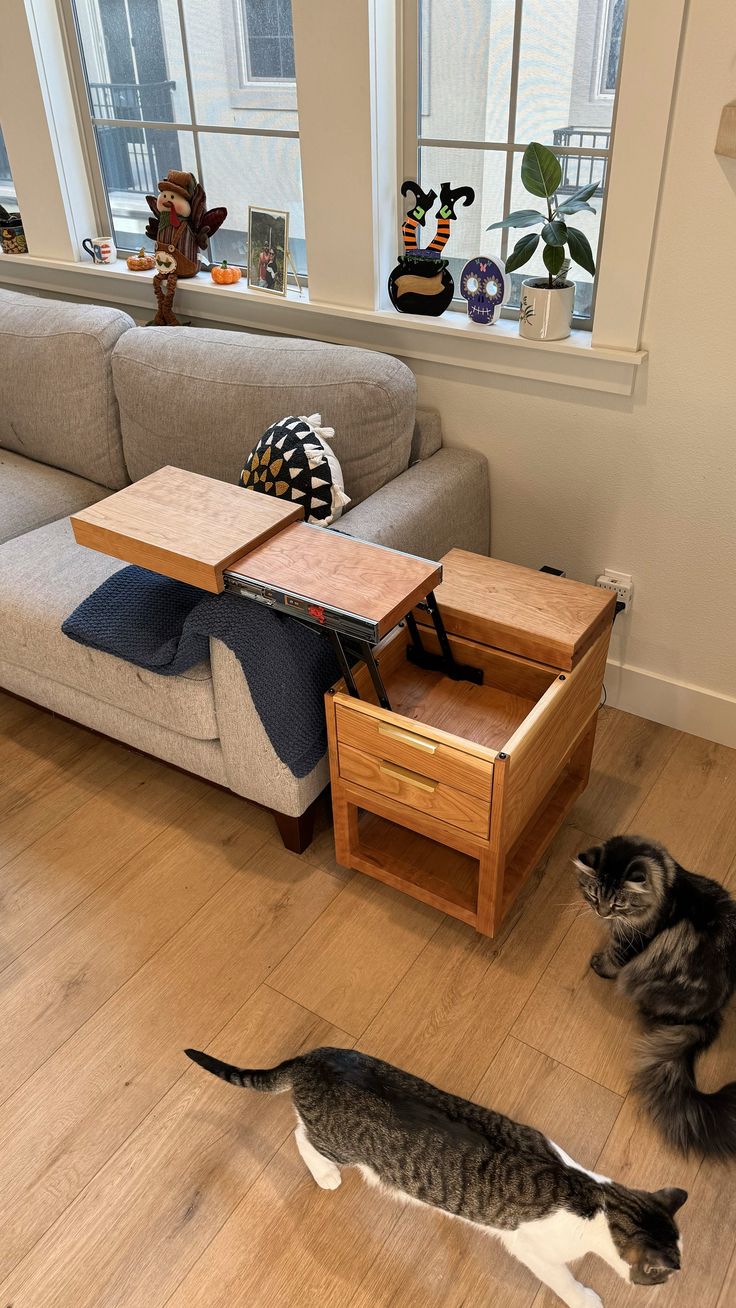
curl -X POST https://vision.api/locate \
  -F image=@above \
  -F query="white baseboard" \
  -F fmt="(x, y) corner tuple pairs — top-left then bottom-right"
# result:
(604, 659), (736, 749)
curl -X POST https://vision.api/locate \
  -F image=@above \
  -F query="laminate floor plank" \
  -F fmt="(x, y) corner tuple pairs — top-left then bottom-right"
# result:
(0, 839), (341, 1282)
(268, 874), (442, 1036)
(626, 732), (736, 875)
(1, 698), (734, 1308)
(360, 824), (590, 1097)
(0, 735), (135, 872)
(0, 754), (207, 969)
(0, 985), (352, 1308)
(568, 706), (681, 840)
(0, 785), (272, 1103)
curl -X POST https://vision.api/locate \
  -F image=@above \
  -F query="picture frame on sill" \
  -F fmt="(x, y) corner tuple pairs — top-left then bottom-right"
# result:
(247, 206), (289, 296)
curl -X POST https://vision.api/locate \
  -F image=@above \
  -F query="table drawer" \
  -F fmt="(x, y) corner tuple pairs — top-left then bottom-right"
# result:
(334, 701), (492, 801)
(338, 743), (490, 838)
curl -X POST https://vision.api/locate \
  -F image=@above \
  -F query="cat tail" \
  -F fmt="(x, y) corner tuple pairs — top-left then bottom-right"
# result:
(184, 1048), (297, 1093)
(633, 1019), (736, 1159)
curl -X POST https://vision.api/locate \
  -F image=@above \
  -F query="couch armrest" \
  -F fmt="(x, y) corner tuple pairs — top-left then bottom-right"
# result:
(209, 639), (329, 817)
(335, 447), (490, 560)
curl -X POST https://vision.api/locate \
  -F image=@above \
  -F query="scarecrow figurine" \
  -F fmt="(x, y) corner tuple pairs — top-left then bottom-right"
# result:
(145, 170), (227, 326)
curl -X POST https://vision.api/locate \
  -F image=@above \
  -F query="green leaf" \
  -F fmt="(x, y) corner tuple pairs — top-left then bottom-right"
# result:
(504, 232), (540, 273)
(487, 208), (546, 231)
(541, 220), (568, 247)
(543, 243), (565, 276)
(559, 180), (599, 207)
(566, 226), (596, 275)
(556, 198), (597, 216)
(520, 142), (562, 199)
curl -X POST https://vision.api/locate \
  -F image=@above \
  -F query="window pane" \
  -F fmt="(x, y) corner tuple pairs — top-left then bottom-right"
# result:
(74, 0), (191, 124)
(199, 132), (306, 275)
(515, 0), (623, 144)
(418, 0), (515, 143)
(502, 151), (602, 319)
(183, 0), (297, 125)
(0, 126), (18, 210)
(94, 126), (198, 250)
(417, 146), (507, 296)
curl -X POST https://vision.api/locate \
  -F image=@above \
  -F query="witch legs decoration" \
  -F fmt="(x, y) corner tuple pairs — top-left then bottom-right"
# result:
(389, 180), (475, 316)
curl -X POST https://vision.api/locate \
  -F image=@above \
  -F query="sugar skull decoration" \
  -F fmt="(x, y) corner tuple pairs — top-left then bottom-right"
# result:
(388, 180), (475, 317)
(459, 256), (508, 325)
(144, 170), (227, 326)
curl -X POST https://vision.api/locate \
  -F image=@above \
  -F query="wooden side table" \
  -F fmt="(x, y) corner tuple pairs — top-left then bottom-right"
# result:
(326, 551), (615, 937)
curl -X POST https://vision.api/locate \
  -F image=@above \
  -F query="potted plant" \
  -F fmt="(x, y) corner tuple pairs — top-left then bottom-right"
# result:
(488, 141), (597, 341)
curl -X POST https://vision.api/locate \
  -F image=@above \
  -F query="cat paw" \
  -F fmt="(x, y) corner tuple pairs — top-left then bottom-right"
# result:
(578, 1290), (603, 1308)
(314, 1167), (342, 1190)
(590, 951), (618, 980)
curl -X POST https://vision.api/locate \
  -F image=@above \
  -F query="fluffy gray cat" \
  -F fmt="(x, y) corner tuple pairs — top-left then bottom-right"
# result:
(185, 1045), (686, 1308)
(576, 834), (736, 1158)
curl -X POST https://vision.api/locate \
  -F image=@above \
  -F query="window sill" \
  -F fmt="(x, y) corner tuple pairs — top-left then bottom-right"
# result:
(0, 254), (646, 395)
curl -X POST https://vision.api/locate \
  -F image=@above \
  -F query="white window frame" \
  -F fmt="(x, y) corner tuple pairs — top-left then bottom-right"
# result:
(0, 0), (686, 394)
(55, 0), (304, 279)
(401, 0), (622, 331)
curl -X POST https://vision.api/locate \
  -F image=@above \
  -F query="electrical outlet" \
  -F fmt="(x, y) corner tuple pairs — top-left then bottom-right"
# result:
(595, 569), (634, 613)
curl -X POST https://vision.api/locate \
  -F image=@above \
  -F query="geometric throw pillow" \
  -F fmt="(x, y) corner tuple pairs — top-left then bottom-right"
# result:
(239, 413), (351, 526)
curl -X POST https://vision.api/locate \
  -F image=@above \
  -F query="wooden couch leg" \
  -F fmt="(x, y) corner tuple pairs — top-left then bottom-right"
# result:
(272, 802), (317, 854)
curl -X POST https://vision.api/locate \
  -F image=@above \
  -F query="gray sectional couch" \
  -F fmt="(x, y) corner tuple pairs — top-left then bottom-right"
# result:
(0, 287), (490, 848)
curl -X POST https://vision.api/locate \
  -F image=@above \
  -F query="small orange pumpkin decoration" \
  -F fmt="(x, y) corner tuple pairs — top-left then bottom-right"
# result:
(127, 246), (155, 271)
(211, 259), (242, 286)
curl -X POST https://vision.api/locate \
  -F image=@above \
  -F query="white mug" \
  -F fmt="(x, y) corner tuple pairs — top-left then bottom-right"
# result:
(82, 236), (117, 265)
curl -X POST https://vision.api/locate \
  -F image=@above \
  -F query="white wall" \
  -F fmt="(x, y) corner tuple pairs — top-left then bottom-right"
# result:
(408, 0), (736, 735)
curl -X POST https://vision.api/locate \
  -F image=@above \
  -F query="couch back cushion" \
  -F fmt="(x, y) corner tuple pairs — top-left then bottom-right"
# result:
(0, 288), (133, 489)
(112, 327), (416, 506)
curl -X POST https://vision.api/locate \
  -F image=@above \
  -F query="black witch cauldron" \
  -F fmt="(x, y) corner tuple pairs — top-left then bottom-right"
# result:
(389, 181), (475, 317)
(388, 250), (454, 317)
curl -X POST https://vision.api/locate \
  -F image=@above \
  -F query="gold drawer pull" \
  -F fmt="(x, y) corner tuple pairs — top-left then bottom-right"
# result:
(379, 761), (438, 793)
(378, 724), (437, 754)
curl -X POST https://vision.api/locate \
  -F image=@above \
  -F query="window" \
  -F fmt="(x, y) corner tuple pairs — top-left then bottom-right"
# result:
(241, 0), (295, 81)
(405, 0), (626, 323)
(598, 0), (625, 95)
(0, 125), (18, 211)
(63, 0), (306, 276)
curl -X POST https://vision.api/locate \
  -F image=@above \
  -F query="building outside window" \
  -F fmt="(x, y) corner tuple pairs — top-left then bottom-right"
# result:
(240, 0), (295, 81)
(406, 0), (627, 322)
(64, 0), (306, 276)
(0, 125), (18, 211)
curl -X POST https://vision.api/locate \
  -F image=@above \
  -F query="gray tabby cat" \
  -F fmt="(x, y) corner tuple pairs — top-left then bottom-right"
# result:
(576, 834), (736, 1158)
(185, 1045), (686, 1308)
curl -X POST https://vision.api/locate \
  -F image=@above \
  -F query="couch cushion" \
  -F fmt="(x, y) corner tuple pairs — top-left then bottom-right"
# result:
(0, 449), (110, 545)
(112, 326), (416, 507)
(0, 518), (217, 740)
(0, 288), (133, 489)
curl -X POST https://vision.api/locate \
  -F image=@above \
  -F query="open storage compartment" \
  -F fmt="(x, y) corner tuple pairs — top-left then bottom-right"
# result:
(326, 620), (609, 936)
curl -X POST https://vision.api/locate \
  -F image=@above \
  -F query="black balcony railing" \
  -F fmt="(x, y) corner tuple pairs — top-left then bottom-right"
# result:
(90, 80), (181, 195)
(552, 126), (610, 196)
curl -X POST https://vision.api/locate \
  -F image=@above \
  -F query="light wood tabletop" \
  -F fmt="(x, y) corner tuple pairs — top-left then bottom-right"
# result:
(70, 466), (303, 593)
(229, 523), (442, 638)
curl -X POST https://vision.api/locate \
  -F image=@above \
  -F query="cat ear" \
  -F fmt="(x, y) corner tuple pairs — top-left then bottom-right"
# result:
(643, 1248), (680, 1273)
(575, 846), (601, 873)
(625, 857), (650, 885)
(651, 1187), (688, 1216)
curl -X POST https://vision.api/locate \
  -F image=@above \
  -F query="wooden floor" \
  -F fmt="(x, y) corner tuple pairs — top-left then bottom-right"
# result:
(1, 691), (736, 1308)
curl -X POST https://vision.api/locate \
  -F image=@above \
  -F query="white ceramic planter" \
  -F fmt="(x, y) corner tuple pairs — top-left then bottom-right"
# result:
(518, 279), (575, 341)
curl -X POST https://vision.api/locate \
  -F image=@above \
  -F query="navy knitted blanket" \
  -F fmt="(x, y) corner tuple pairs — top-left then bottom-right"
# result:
(62, 565), (339, 778)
